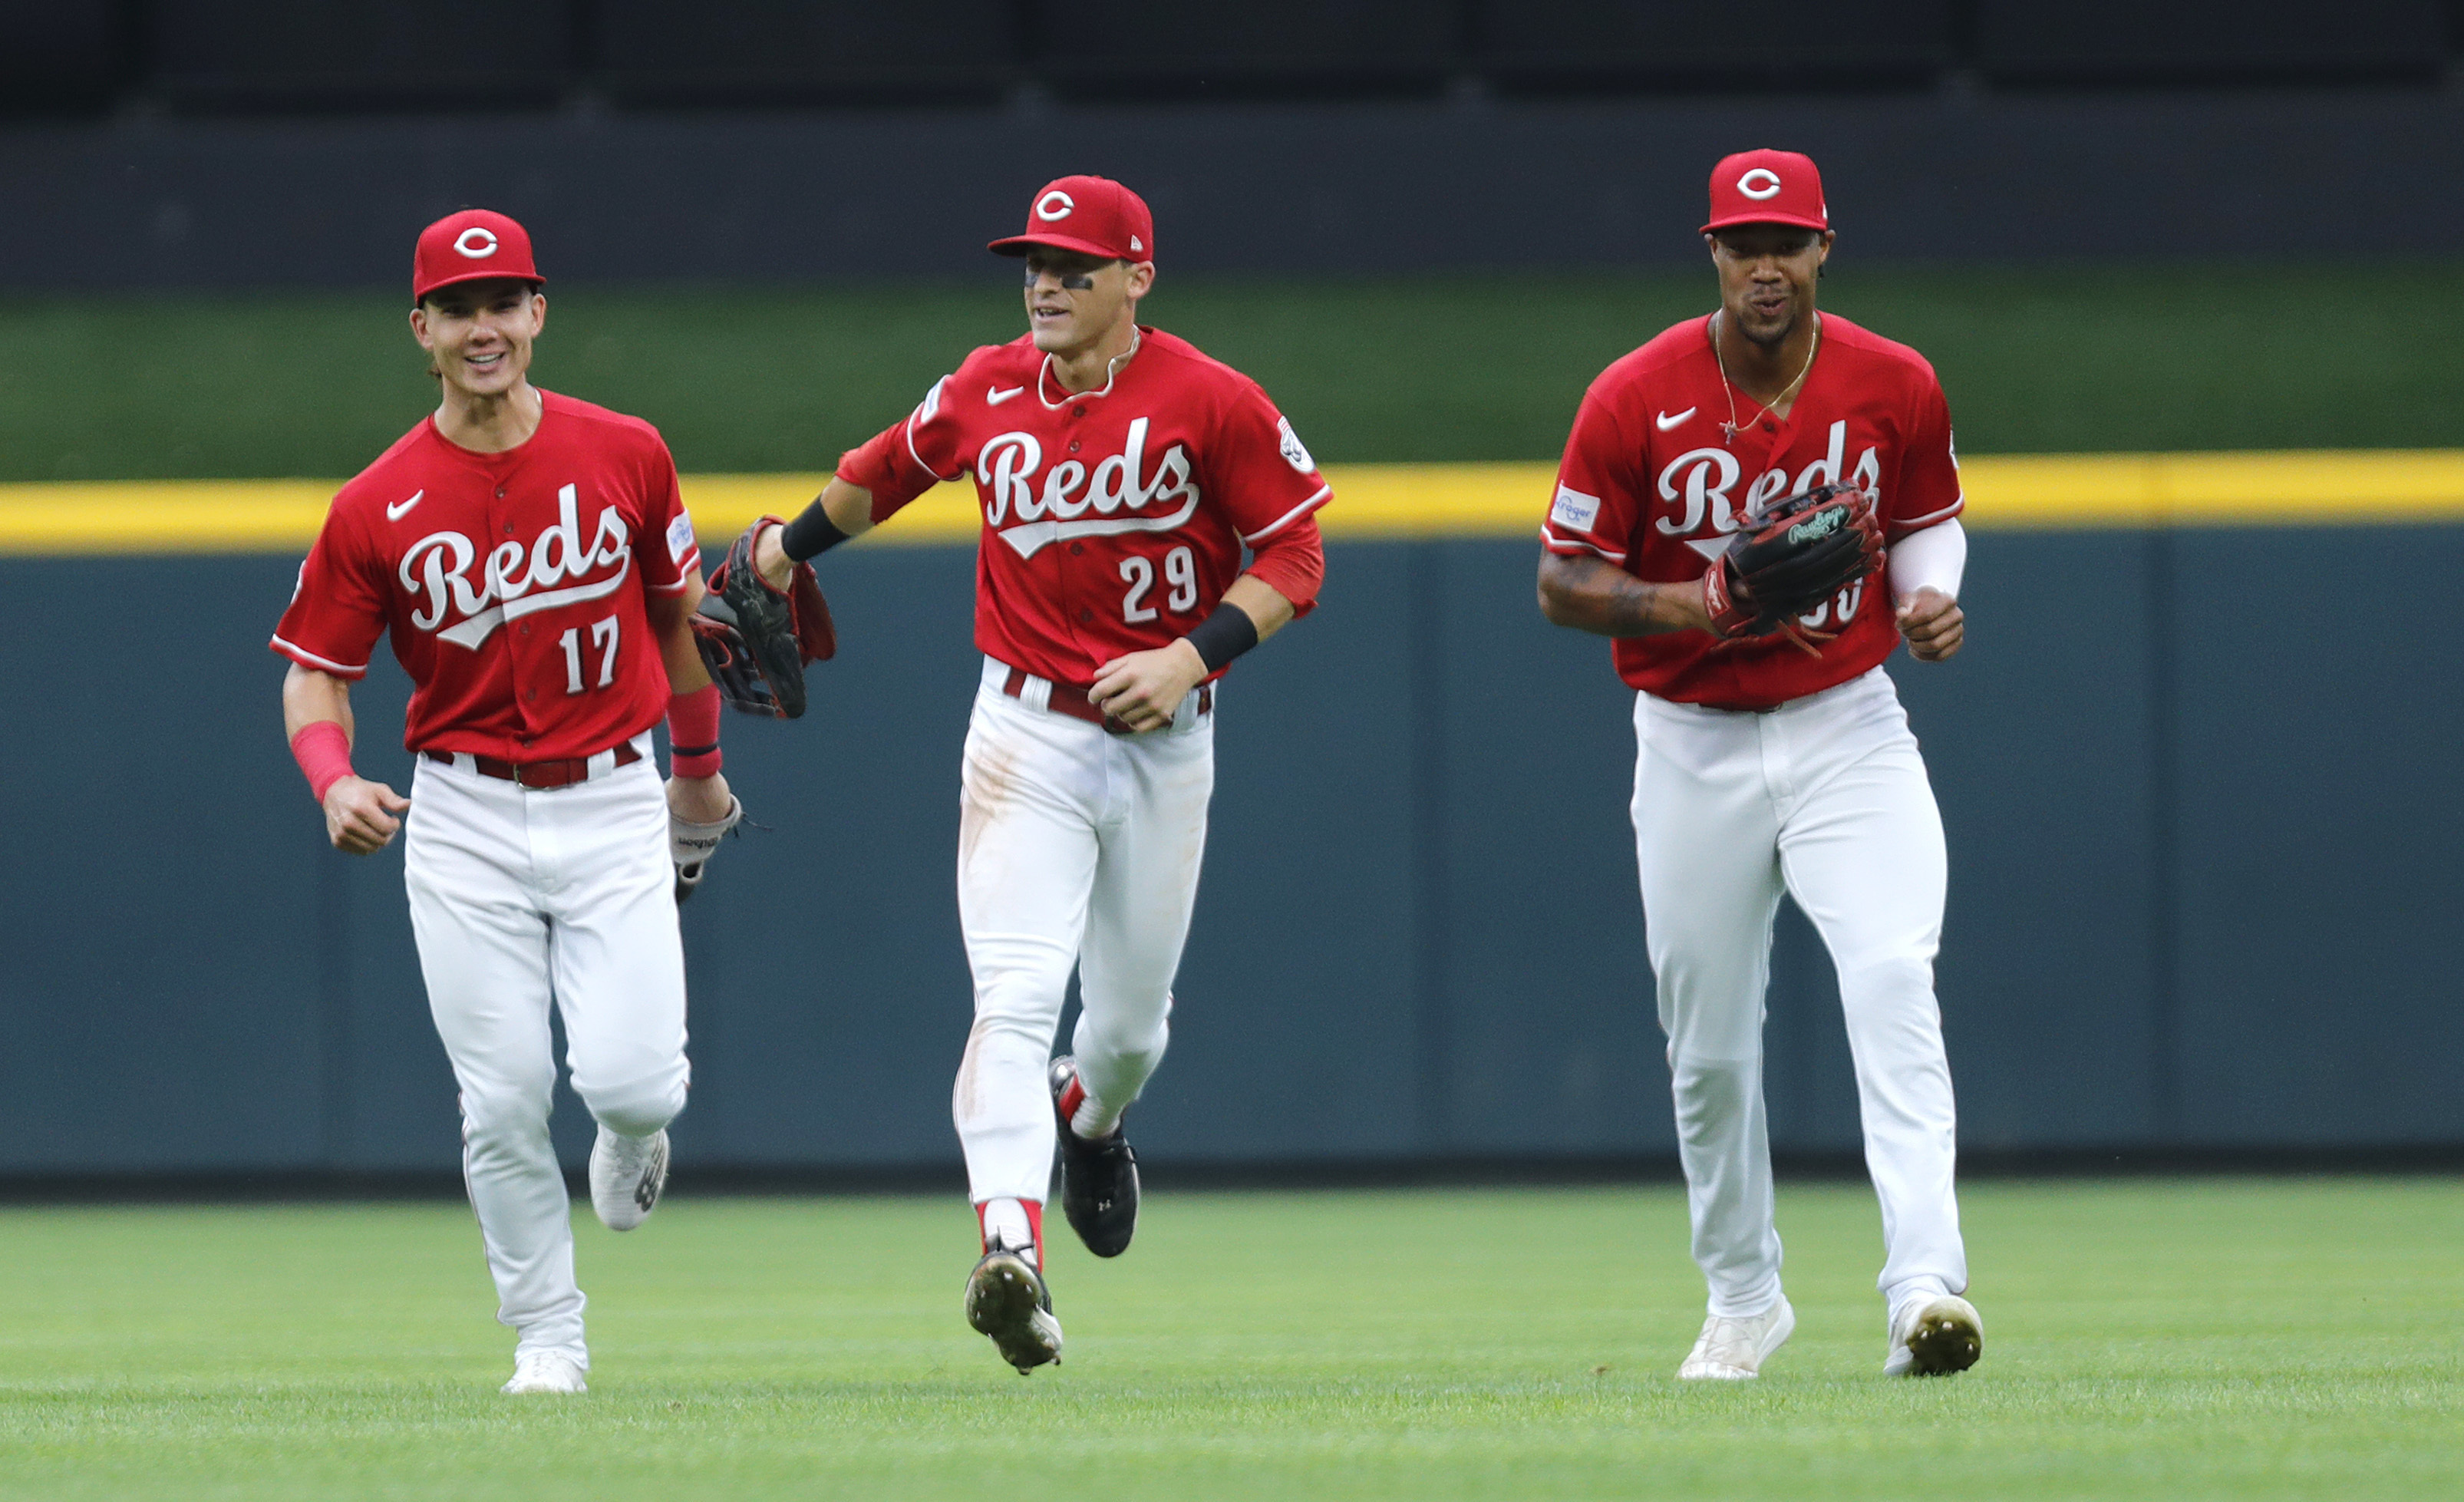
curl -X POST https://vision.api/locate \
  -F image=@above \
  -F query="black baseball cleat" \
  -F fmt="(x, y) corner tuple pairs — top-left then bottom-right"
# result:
(1049, 1056), (1140, 1257)
(965, 1238), (1063, 1374)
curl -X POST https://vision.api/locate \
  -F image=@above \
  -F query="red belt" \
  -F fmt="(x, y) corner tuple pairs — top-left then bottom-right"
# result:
(1002, 667), (1211, 736)
(424, 741), (642, 789)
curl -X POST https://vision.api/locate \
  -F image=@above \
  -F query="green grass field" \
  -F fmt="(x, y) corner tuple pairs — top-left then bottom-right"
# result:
(3, 262), (2459, 484)
(0, 1180), (2454, 1500)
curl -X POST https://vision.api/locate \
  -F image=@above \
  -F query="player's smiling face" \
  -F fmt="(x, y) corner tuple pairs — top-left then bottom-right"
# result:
(1021, 248), (1153, 357)
(1708, 226), (1832, 348)
(411, 278), (546, 398)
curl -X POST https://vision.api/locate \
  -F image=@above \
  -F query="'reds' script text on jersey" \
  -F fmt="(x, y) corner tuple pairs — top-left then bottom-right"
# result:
(1542, 312), (1963, 709)
(271, 391), (701, 760)
(839, 327), (1330, 687)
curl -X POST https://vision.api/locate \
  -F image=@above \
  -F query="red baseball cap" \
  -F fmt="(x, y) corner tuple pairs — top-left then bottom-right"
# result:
(988, 176), (1155, 262)
(413, 209), (544, 302)
(1700, 150), (1829, 235)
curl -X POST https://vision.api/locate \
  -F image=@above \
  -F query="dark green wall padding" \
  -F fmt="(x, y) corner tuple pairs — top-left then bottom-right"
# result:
(2, 528), (2457, 1177)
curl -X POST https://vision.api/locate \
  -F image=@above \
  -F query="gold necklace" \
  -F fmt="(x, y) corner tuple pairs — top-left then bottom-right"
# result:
(1711, 311), (1819, 444)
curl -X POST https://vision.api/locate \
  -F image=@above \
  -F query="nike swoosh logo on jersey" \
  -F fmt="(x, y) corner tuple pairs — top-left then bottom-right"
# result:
(987, 385), (1025, 405)
(1655, 408), (1697, 432)
(387, 490), (425, 520)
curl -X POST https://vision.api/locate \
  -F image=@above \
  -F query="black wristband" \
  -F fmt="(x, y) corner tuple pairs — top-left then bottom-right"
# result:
(779, 500), (849, 562)
(1183, 602), (1260, 672)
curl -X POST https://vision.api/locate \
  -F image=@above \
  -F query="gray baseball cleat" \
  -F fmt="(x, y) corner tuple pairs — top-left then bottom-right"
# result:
(1884, 1292), (1984, 1376)
(1676, 1296), (1796, 1379)
(965, 1236), (1063, 1374)
(589, 1126), (669, 1232)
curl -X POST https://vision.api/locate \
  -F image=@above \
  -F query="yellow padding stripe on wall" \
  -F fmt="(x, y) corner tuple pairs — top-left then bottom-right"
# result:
(3, 451), (2461, 554)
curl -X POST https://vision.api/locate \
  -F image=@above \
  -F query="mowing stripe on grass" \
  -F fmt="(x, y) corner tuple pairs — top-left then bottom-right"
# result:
(2, 450), (2459, 554)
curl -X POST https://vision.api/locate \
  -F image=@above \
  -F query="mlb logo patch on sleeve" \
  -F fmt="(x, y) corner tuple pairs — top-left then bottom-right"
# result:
(1550, 485), (1602, 533)
(1277, 417), (1316, 474)
(668, 510), (696, 563)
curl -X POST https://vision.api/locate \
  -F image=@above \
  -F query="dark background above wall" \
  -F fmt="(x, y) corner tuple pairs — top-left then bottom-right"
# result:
(5, 89), (2461, 292)
(5, 2), (2461, 117)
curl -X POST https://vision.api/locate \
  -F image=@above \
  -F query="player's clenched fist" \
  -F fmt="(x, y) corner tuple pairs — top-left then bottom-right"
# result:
(322, 775), (411, 855)
(1090, 640), (1209, 734)
(1895, 587), (1963, 662)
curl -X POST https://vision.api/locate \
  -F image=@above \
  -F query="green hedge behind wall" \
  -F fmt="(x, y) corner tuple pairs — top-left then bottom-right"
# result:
(2, 262), (2455, 484)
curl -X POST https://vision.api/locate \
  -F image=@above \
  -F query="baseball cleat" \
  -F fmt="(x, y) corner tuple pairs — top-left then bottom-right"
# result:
(589, 1125), (669, 1232)
(1885, 1293), (1983, 1376)
(965, 1238), (1064, 1374)
(501, 1349), (588, 1395)
(1049, 1056), (1140, 1257)
(1676, 1296), (1796, 1380)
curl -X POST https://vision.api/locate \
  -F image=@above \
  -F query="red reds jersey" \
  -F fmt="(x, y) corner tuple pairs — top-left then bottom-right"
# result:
(270, 390), (701, 759)
(838, 327), (1330, 685)
(1542, 312), (1962, 708)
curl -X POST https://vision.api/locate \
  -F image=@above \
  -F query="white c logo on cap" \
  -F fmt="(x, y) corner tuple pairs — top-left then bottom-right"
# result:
(453, 227), (499, 259)
(1034, 190), (1075, 222)
(1737, 169), (1783, 201)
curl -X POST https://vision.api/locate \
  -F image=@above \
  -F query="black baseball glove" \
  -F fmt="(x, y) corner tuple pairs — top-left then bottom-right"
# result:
(1700, 483), (1885, 656)
(693, 517), (836, 718)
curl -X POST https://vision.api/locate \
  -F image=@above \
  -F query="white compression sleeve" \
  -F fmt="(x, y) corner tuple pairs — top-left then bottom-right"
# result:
(1887, 517), (1968, 600)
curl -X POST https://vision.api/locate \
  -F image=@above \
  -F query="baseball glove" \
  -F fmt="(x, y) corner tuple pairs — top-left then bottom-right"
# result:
(695, 517), (836, 718)
(1700, 482), (1885, 657)
(671, 794), (744, 904)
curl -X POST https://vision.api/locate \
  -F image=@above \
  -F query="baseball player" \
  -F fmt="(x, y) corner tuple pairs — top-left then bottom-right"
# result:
(1536, 151), (1981, 1379)
(744, 175), (1329, 1372)
(271, 210), (744, 1395)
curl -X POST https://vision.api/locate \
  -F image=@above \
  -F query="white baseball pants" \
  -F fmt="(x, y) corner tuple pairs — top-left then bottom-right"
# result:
(404, 734), (691, 1366)
(953, 657), (1214, 1205)
(1631, 667), (1967, 1319)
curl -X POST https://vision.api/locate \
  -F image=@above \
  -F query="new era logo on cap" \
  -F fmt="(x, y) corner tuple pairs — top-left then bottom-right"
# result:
(989, 175), (1156, 263)
(1700, 150), (1829, 236)
(413, 209), (544, 302)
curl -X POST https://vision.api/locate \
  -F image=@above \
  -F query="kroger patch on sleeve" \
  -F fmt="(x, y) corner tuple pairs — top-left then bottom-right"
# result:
(1550, 485), (1603, 534)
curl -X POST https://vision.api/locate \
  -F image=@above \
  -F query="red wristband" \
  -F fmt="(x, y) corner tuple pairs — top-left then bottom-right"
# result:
(668, 683), (723, 778)
(290, 721), (355, 804)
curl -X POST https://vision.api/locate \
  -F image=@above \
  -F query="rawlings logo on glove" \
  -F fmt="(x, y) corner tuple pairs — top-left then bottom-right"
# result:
(1700, 483), (1885, 657)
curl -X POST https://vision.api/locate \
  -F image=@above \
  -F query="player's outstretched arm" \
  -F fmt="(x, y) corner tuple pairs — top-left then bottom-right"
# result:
(280, 662), (411, 856)
(754, 477), (876, 588)
(1537, 552), (1715, 638)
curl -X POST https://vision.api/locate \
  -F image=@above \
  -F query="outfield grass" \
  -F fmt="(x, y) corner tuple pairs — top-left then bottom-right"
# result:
(2, 262), (2457, 484)
(0, 1180), (2453, 1500)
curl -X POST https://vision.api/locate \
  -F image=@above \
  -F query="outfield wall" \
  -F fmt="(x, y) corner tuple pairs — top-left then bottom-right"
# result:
(1, 464), (2459, 1177)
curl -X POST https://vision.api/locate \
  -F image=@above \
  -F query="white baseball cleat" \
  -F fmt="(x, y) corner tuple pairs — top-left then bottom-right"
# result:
(589, 1125), (670, 1232)
(1676, 1296), (1796, 1379)
(1884, 1292), (1984, 1376)
(501, 1349), (588, 1395)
